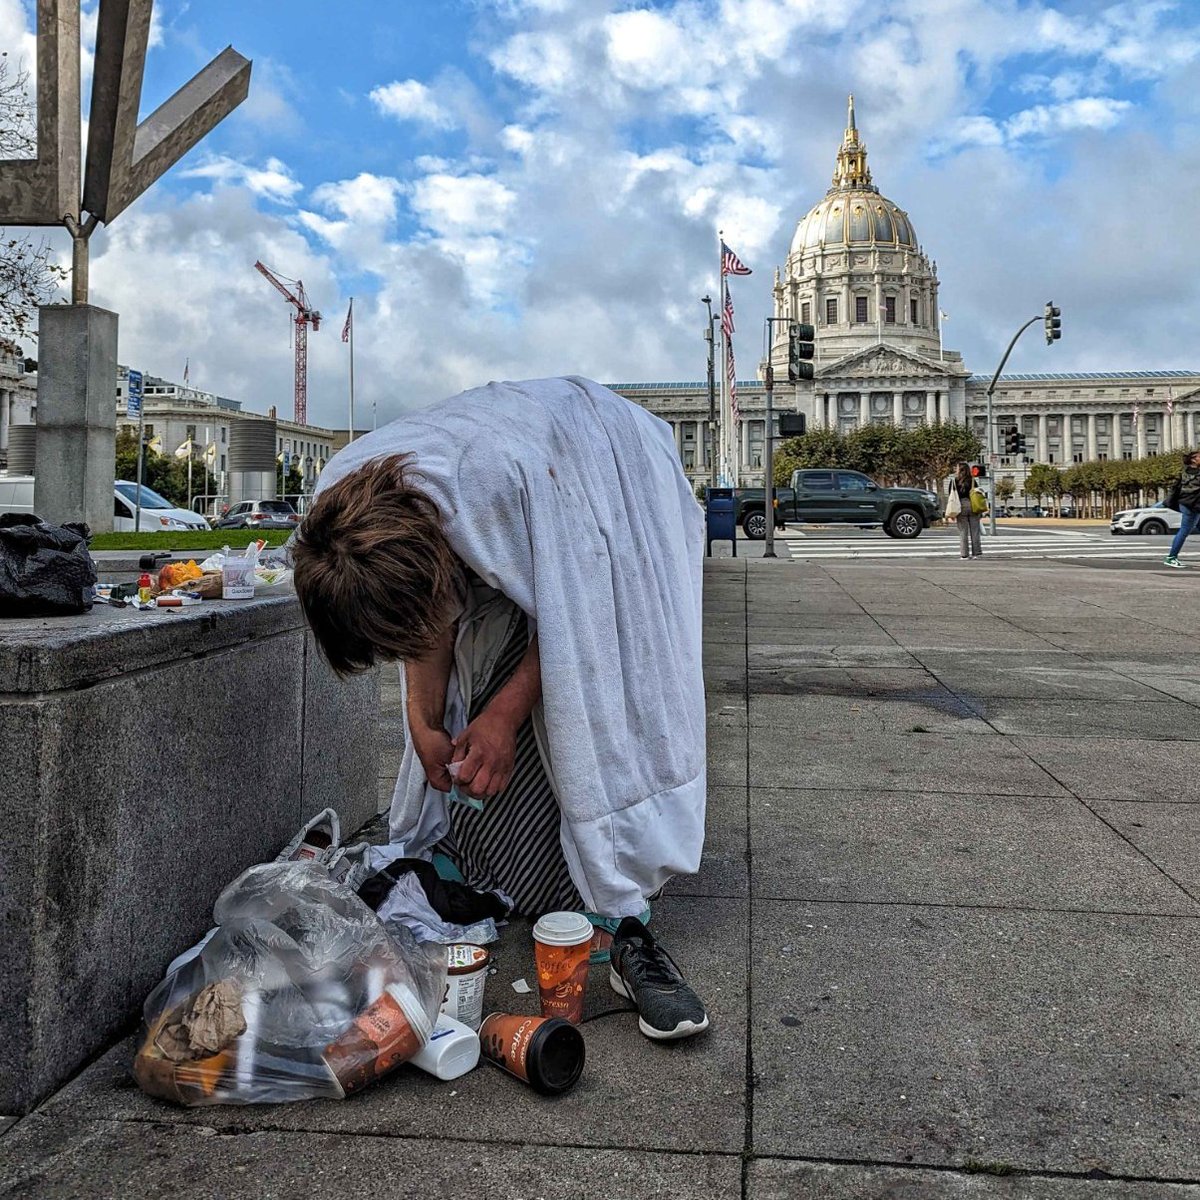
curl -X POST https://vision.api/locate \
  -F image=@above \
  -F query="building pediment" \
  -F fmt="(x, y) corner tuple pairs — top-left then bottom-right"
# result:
(818, 343), (963, 381)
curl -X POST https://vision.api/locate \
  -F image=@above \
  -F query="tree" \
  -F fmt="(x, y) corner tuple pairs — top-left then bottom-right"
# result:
(996, 476), (1016, 505)
(1025, 463), (1062, 509)
(0, 52), (67, 341)
(115, 428), (216, 509)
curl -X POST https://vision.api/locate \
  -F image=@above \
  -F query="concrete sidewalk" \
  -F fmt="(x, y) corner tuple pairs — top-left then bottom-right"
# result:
(5, 556), (1200, 1198)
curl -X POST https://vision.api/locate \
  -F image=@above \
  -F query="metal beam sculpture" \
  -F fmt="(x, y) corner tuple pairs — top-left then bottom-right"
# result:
(0, 0), (251, 300)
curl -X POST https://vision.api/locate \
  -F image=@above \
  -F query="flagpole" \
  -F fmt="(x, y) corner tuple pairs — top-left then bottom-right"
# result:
(718, 228), (729, 486)
(347, 297), (355, 442)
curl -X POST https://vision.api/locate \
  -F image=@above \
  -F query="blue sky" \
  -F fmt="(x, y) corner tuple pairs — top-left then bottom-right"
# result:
(5, 0), (1200, 428)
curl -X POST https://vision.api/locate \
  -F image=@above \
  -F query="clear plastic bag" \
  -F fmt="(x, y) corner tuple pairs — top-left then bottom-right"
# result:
(133, 861), (446, 1106)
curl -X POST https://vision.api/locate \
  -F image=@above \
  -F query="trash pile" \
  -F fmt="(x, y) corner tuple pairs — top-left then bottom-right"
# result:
(95, 542), (294, 610)
(0, 514), (97, 617)
(133, 810), (587, 1106)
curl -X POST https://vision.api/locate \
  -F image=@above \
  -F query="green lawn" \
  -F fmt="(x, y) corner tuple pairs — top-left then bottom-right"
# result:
(89, 530), (294, 551)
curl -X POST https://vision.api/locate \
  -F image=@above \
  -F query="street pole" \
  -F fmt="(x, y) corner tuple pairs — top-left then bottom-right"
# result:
(702, 295), (717, 489)
(764, 362), (776, 558)
(985, 314), (1043, 538)
(134, 404), (145, 531)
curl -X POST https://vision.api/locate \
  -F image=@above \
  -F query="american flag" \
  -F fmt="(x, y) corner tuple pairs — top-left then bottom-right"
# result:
(1167, 387), (1175, 416)
(341, 299), (353, 344)
(1132, 403), (1140, 430)
(721, 283), (735, 337)
(720, 241), (752, 277)
(182, 357), (189, 385)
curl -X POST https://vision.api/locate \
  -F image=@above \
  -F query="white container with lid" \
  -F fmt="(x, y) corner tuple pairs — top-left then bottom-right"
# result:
(410, 1013), (481, 1081)
(441, 943), (491, 1031)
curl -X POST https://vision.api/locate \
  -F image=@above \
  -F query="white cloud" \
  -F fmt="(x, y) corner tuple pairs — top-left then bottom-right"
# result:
(180, 155), (302, 204)
(370, 79), (457, 129)
(1005, 96), (1133, 139)
(409, 173), (517, 236)
(311, 174), (403, 224)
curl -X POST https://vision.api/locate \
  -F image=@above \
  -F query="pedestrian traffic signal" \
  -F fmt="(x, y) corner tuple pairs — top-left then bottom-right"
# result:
(971, 463), (988, 479)
(788, 322), (815, 382)
(1044, 301), (1062, 345)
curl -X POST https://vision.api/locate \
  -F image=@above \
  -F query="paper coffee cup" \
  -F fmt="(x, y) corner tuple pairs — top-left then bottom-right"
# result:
(322, 981), (431, 1095)
(479, 1012), (585, 1095)
(532, 912), (593, 1025)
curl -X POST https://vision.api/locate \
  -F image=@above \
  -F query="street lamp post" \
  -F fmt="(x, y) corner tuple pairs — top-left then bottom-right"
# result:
(985, 311), (1052, 537)
(701, 295), (718, 488)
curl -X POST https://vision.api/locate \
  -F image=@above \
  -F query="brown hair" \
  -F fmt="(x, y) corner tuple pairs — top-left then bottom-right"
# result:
(292, 454), (463, 675)
(954, 461), (973, 491)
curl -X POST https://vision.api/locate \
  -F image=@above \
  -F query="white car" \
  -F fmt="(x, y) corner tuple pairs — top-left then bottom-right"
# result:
(1110, 506), (1182, 536)
(0, 475), (208, 531)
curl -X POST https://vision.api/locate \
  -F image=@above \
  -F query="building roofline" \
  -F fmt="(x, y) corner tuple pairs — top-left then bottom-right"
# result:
(970, 370), (1198, 382)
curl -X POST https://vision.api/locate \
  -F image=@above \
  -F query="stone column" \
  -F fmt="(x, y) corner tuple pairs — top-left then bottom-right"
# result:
(1136, 413), (1148, 459)
(859, 393), (870, 429)
(1086, 411), (1098, 461)
(1175, 409), (1187, 450)
(925, 391), (936, 424)
(892, 391), (903, 426)
(1038, 412), (1049, 462)
(938, 392), (950, 423)
(0, 389), (9, 451)
(33, 305), (118, 533)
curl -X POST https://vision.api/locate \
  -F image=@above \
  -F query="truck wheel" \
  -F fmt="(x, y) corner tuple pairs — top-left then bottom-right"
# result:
(743, 510), (767, 540)
(885, 508), (922, 539)
(1141, 518), (1167, 536)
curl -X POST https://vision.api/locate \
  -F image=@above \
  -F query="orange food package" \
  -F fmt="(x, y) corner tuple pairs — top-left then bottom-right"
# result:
(158, 560), (203, 591)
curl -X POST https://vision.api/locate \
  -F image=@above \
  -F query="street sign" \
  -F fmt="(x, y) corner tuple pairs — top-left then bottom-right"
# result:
(282, 450), (290, 471)
(126, 369), (143, 418)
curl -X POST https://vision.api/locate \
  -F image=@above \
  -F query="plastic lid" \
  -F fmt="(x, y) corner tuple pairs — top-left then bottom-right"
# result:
(532, 911), (593, 948)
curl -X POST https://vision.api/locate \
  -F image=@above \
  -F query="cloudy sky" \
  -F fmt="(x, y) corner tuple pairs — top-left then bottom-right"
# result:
(4, 0), (1200, 429)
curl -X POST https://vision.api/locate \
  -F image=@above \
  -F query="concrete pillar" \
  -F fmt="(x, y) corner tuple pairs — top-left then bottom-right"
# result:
(938, 392), (950, 423)
(1136, 412), (1148, 460)
(892, 391), (903, 426)
(859, 393), (870, 429)
(1161, 406), (1172, 455)
(925, 391), (936, 424)
(1036, 412), (1048, 462)
(1174, 409), (1187, 451)
(33, 305), (118, 533)
(0, 390), (9, 451)
(6, 425), (36, 475)
(1086, 411), (1098, 461)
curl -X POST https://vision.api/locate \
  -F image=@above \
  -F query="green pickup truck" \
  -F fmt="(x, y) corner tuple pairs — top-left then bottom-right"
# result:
(735, 469), (942, 539)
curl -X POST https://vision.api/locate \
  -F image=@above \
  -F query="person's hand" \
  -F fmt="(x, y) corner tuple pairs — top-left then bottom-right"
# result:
(409, 722), (455, 792)
(450, 708), (518, 801)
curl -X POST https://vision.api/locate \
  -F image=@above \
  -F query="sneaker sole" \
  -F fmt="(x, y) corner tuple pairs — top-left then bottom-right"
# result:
(609, 966), (710, 1040)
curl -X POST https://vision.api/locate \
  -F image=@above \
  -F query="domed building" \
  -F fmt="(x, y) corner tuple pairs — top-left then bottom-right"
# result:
(611, 96), (1200, 496)
(768, 95), (970, 432)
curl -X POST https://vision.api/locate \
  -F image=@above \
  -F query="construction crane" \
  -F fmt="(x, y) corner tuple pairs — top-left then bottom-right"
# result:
(254, 260), (321, 425)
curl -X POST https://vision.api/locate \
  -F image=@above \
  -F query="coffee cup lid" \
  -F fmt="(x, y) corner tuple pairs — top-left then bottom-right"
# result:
(532, 911), (593, 947)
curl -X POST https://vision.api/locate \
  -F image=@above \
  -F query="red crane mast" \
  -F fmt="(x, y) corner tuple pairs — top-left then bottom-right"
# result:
(254, 260), (321, 425)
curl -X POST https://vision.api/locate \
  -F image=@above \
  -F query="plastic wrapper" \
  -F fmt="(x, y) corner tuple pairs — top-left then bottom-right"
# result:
(133, 861), (446, 1106)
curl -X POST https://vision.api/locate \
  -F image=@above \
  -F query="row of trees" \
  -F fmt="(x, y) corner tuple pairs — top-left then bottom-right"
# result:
(772, 422), (985, 489)
(1019, 456), (1185, 517)
(115, 429), (217, 509)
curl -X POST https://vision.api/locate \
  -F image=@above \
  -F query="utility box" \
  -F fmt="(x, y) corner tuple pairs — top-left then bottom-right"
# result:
(705, 487), (736, 557)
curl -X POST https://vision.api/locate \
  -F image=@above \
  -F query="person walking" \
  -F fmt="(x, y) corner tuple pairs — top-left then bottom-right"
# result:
(947, 461), (983, 560)
(1162, 450), (1200, 568)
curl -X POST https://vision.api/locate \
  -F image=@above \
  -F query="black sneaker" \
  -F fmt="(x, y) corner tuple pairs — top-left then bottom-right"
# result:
(609, 917), (710, 1040)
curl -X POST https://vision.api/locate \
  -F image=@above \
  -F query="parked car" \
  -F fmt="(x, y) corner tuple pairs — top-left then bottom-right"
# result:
(214, 499), (301, 530)
(114, 481), (209, 531)
(0, 475), (207, 531)
(1111, 506), (1182, 536)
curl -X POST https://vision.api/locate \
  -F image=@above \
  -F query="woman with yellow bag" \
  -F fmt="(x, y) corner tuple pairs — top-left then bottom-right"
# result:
(945, 461), (986, 559)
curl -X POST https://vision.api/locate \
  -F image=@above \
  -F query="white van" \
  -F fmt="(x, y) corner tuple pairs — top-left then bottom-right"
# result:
(0, 476), (208, 531)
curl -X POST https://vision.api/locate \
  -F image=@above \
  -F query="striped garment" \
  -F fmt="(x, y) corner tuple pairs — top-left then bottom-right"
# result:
(437, 608), (582, 917)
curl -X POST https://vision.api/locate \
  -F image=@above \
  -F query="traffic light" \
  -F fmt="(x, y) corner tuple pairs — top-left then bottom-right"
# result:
(971, 462), (988, 479)
(1004, 425), (1020, 454)
(779, 413), (807, 437)
(1016, 432), (1028, 456)
(788, 322), (815, 382)
(1044, 301), (1062, 345)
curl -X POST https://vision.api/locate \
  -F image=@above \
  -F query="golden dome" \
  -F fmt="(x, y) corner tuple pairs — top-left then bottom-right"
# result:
(790, 96), (918, 255)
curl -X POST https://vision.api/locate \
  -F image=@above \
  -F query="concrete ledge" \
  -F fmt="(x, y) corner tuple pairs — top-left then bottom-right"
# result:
(0, 594), (379, 1113)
